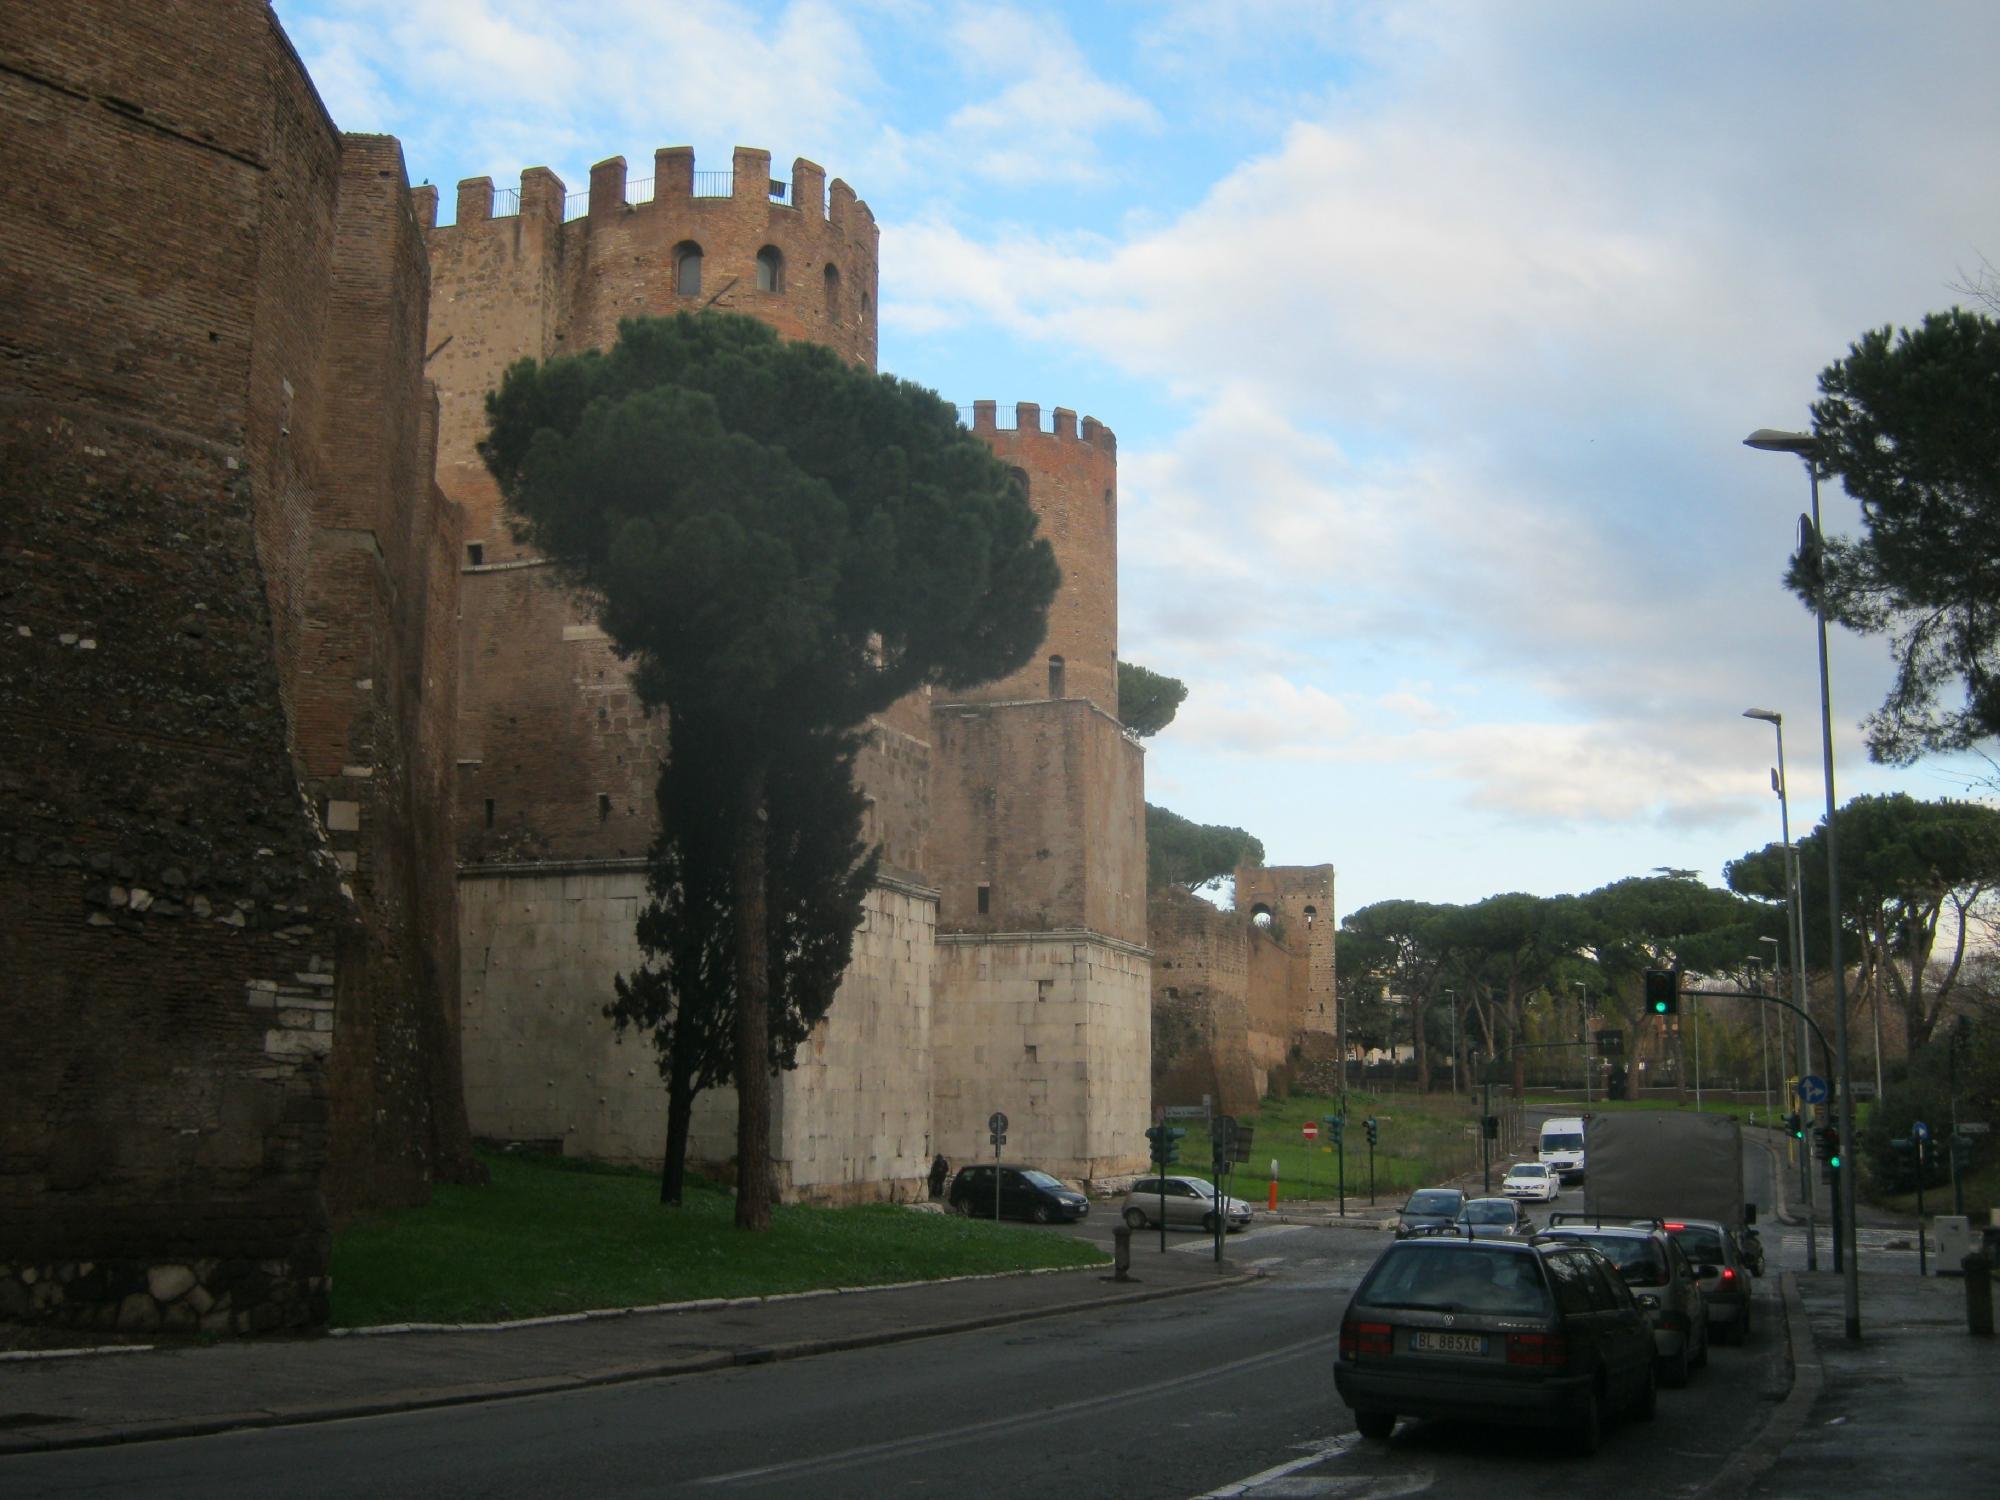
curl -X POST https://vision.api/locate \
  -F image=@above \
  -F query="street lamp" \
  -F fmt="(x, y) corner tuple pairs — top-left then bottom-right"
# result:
(1744, 428), (1858, 1336)
(1444, 988), (1458, 1094)
(1571, 980), (1591, 1103)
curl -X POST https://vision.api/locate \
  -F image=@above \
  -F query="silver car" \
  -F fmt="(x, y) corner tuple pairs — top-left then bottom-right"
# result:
(1122, 1175), (1253, 1233)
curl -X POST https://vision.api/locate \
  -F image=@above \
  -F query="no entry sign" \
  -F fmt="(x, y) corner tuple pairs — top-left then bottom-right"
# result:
(1302, 1121), (1319, 1141)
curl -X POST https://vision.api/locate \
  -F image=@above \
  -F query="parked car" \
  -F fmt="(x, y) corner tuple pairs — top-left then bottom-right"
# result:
(1502, 1162), (1561, 1202)
(1122, 1175), (1253, 1232)
(1454, 1196), (1534, 1239)
(948, 1164), (1090, 1224)
(1395, 1187), (1467, 1239)
(1664, 1218), (1753, 1343)
(1334, 1235), (1657, 1453)
(1537, 1221), (1708, 1385)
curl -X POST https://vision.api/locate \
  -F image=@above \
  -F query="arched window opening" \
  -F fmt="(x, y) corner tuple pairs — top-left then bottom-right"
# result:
(823, 262), (840, 317)
(860, 290), (871, 323)
(1048, 655), (1066, 698)
(1303, 903), (1318, 928)
(673, 241), (703, 296)
(1250, 903), (1273, 929)
(756, 245), (784, 292)
(1104, 486), (1113, 526)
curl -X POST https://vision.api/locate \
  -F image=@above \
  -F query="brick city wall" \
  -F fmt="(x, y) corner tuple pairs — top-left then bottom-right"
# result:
(0, 1), (467, 1332)
(1147, 886), (1259, 1115)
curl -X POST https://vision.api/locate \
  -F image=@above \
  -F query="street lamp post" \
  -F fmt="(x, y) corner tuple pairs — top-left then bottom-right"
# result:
(1572, 980), (1590, 1103)
(1444, 989), (1458, 1094)
(1745, 428), (1858, 1336)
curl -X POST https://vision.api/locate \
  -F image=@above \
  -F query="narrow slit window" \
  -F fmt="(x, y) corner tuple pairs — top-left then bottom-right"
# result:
(484, 798), (495, 829)
(674, 241), (703, 296)
(597, 793), (611, 823)
(823, 262), (840, 317)
(466, 542), (484, 566)
(756, 245), (784, 292)
(976, 883), (990, 914)
(1048, 655), (1066, 698)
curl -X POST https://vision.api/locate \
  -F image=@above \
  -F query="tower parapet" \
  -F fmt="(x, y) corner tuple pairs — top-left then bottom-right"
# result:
(949, 401), (1119, 718)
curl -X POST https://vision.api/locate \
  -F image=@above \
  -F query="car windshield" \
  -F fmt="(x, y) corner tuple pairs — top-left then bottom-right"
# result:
(1360, 1245), (1551, 1317)
(1552, 1233), (1667, 1282)
(1670, 1226), (1725, 1261)
(1405, 1191), (1461, 1214)
(1021, 1170), (1064, 1189)
(1511, 1165), (1546, 1176)
(1459, 1200), (1515, 1224)
(1542, 1133), (1584, 1151)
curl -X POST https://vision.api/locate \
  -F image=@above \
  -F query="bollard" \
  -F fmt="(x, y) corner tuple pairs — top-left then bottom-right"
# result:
(1113, 1225), (1133, 1282)
(1964, 1253), (1993, 1336)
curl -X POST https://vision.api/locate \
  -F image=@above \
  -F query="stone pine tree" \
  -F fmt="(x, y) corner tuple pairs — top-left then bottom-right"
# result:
(483, 313), (1059, 1229)
(1144, 804), (1265, 891)
(1117, 661), (1188, 737)
(608, 727), (878, 1206)
(1803, 309), (2000, 760)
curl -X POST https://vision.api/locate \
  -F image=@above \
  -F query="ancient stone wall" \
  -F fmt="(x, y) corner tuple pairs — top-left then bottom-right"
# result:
(458, 865), (938, 1199)
(0, 1), (464, 1332)
(932, 934), (1152, 1178)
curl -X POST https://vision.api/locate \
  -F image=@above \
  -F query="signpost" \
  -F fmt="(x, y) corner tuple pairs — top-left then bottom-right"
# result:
(987, 1111), (1008, 1222)
(1302, 1120), (1317, 1202)
(1328, 1115), (1346, 1217)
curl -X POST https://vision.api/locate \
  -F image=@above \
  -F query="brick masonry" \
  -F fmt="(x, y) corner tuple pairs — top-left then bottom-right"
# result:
(1, 2), (471, 1333)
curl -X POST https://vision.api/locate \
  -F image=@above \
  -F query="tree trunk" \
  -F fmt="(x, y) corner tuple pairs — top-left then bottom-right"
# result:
(661, 1057), (697, 1206)
(732, 756), (774, 1231)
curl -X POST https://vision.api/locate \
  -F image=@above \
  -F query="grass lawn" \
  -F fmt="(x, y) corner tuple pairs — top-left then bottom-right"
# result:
(1162, 1091), (1491, 1204)
(329, 1150), (1106, 1328)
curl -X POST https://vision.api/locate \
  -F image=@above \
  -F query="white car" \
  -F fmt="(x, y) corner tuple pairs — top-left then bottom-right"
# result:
(1501, 1161), (1560, 1201)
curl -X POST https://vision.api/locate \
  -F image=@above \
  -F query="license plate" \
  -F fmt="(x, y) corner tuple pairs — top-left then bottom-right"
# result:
(1411, 1331), (1486, 1354)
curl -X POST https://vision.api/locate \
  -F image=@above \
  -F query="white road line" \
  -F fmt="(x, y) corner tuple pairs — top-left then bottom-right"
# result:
(1186, 1432), (1363, 1497)
(692, 1329), (1339, 1487)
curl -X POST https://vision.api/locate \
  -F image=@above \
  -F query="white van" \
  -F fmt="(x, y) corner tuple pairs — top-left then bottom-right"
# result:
(1539, 1116), (1586, 1183)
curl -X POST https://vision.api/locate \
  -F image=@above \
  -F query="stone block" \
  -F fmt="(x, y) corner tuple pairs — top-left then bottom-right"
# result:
(148, 1263), (197, 1302)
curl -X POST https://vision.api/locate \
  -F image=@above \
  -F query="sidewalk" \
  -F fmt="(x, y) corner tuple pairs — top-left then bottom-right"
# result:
(0, 1247), (1257, 1456)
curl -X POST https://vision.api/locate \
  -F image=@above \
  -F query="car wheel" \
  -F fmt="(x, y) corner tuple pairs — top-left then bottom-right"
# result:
(1736, 1305), (1752, 1343)
(1030, 1203), (1052, 1224)
(1629, 1360), (1658, 1421)
(1202, 1211), (1220, 1233)
(1123, 1207), (1148, 1231)
(1573, 1387), (1604, 1456)
(1355, 1410), (1396, 1441)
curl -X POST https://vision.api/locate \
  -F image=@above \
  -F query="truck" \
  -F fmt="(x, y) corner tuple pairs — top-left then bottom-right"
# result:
(1581, 1111), (1749, 1232)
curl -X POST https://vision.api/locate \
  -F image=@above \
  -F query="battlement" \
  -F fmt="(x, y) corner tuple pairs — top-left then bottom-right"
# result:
(964, 401), (1116, 456)
(411, 147), (874, 233)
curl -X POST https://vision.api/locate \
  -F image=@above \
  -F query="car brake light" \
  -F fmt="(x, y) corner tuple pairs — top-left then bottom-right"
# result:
(1340, 1319), (1394, 1358)
(1721, 1266), (1736, 1281)
(1506, 1332), (1569, 1367)
(1663, 1222), (1686, 1232)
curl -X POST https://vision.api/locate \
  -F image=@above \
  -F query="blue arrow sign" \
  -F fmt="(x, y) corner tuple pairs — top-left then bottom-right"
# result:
(1796, 1075), (1829, 1104)
(1912, 1120), (1929, 1141)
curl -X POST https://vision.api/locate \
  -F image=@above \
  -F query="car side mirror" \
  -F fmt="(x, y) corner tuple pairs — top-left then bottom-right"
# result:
(1636, 1293), (1661, 1310)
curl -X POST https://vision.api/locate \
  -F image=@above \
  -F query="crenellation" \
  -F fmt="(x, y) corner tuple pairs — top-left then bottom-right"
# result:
(655, 145), (694, 197)
(588, 155), (627, 217)
(732, 145), (772, 200)
(456, 176), (492, 225)
(1053, 407), (1076, 439)
(829, 177), (856, 227)
(412, 183), (437, 229)
(519, 166), (564, 226)
(792, 156), (826, 219)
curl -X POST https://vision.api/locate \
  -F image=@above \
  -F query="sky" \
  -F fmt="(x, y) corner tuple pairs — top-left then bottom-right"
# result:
(275, 0), (2000, 920)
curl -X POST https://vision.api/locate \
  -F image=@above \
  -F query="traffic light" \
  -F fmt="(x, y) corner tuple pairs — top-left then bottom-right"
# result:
(1951, 1135), (1974, 1171)
(1364, 1116), (1379, 1147)
(1481, 1114), (1500, 1140)
(1327, 1115), (1345, 1145)
(1145, 1124), (1183, 1166)
(1644, 968), (1680, 1016)
(1818, 1126), (1841, 1169)
(1785, 1112), (1803, 1141)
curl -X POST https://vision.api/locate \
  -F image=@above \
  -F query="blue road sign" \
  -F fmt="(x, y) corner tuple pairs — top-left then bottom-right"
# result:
(1912, 1120), (1930, 1141)
(1796, 1075), (1829, 1104)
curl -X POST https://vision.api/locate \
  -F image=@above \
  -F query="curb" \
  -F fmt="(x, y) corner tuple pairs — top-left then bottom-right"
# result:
(0, 1268), (1265, 1456)
(1694, 1270), (1824, 1500)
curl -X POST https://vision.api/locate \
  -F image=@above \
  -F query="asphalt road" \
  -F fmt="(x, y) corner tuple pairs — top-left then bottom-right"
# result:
(6, 1166), (1795, 1500)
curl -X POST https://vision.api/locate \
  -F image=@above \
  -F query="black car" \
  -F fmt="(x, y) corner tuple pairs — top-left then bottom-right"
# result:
(1453, 1196), (1533, 1239)
(1396, 1187), (1467, 1238)
(948, 1163), (1090, 1224)
(1335, 1236), (1657, 1454)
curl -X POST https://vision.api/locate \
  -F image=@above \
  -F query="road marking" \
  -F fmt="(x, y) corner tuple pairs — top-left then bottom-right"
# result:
(692, 1329), (1339, 1487)
(1186, 1433), (1362, 1497)
(1188, 1434), (1434, 1498)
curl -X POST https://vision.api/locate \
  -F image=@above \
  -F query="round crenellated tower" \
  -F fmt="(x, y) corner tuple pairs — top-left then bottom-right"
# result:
(415, 145), (879, 561)
(946, 401), (1119, 720)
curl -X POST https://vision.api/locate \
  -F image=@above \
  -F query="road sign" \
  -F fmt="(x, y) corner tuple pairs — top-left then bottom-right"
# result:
(1796, 1075), (1829, 1104)
(988, 1111), (1009, 1134)
(1161, 1104), (1209, 1120)
(1302, 1121), (1319, 1141)
(1913, 1120), (1930, 1142)
(1959, 1121), (1991, 1135)
(1597, 1029), (1624, 1056)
